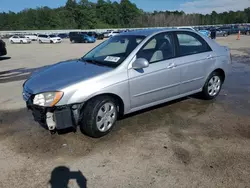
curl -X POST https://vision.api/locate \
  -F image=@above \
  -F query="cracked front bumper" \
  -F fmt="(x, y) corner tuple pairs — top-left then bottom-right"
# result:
(26, 102), (82, 132)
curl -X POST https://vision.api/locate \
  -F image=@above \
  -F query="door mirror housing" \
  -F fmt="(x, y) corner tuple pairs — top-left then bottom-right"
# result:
(132, 58), (149, 69)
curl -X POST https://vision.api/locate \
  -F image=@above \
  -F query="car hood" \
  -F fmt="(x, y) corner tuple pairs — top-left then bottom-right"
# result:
(24, 59), (113, 94)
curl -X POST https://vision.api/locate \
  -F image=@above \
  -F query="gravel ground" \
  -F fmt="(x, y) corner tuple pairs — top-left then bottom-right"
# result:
(0, 35), (250, 188)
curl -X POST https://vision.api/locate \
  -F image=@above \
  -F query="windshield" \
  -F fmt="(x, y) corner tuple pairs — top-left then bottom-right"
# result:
(49, 35), (56, 38)
(82, 35), (146, 67)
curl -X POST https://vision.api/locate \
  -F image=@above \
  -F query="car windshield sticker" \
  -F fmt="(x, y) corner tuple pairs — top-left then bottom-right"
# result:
(104, 56), (120, 62)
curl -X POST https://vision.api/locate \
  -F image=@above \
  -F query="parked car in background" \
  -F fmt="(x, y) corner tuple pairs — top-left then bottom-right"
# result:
(37, 34), (62, 44)
(69, 32), (96, 43)
(108, 31), (120, 37)
(9, 35), (31, 44)
(241, 27), (250, 35)
(57, 33), (69, 39)
(198, 30), (211, 37)
(103, 32), (110, 38)
(214, 28), (228, 37)
(23, 29), (231, 138)
(87, 32), (104, 40)
(0, 39), (7, 56)
(25, 34), (38, 41)
(219, 25), (244, 35)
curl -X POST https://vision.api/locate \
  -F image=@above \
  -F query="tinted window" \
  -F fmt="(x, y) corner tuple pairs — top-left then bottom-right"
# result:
(176, 32), (211, 56)
(137, 32), (175, 63)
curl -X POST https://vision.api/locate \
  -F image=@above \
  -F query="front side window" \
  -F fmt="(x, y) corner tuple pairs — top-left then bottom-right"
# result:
(82, 35), (146, 67)
(176, 32), (211, 56)
(137, 32), (175, 63)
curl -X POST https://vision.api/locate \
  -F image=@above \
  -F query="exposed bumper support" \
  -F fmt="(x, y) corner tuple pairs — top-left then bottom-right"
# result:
(27, 102), (83, 133)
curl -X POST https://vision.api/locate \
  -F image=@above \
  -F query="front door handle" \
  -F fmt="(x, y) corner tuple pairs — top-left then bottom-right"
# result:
(167, 63), (175, 69)
(207, 54), (213, 59)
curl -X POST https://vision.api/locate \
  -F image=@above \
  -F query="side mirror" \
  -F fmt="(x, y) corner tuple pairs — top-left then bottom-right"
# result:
(132, 58), (149, 69)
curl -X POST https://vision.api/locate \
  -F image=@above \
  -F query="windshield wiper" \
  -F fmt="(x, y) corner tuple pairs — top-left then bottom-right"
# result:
(80, 58), (107, 67)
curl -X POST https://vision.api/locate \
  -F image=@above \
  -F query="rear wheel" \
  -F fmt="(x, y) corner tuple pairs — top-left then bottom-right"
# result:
(80, 96), (118, 138)
(201, 72), (223, 100)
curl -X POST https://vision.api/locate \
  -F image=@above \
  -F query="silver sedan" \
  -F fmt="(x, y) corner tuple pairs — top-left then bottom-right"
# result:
(23, 28), (231, 138)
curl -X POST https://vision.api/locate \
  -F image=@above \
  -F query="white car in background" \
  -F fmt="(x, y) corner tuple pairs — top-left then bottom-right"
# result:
(108, 31), (120, 37)
(25, 34), (38, 41)
(37, 34), (62, 44)
(9, 35), (31, 44)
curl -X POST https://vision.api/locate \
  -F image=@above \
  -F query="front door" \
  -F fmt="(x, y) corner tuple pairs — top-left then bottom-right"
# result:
(128, 32), (181, 110)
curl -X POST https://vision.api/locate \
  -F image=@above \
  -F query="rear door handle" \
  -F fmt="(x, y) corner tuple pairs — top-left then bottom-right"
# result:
(167, 63), (175, 69)
(207, 54), (213, 59)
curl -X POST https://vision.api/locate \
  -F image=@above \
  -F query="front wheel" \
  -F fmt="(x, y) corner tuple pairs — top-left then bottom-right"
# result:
(201, 72), (223, 100)
(80, 96), (118, 138)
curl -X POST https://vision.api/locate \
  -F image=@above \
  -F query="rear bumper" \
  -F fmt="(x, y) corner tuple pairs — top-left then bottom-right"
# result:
(26, 102), (83, 133)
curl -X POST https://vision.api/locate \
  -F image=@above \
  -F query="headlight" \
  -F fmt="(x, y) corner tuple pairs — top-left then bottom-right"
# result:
(33, 91), (63, 107)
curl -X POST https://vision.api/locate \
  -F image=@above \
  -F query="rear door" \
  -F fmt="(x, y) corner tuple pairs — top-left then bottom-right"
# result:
(174, 31), (216, 94)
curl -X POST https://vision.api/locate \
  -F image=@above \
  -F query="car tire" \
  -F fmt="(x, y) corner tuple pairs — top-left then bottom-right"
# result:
(50, 40), (53, 44)
(223, 33), (228, 37)
(20, 40), (23, 44)
(71, 39), (75, 43)
(201, 72), (223, 100)
(80, 96), (118, 138)
(39, 40), (42, 44)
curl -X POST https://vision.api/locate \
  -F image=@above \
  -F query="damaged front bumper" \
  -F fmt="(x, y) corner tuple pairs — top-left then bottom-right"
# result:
(26, 100), (83, 133)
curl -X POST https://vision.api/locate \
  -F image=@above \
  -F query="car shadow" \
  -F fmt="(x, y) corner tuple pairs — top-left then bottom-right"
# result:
(0, 56), (11, 61)
(49, 166), (87, 188)
(121, 96), (189, 120)
(120, 93), (205, 120)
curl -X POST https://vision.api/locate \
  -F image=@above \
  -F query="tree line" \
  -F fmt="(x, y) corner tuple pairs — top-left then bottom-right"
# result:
(0, 0), (250, 30)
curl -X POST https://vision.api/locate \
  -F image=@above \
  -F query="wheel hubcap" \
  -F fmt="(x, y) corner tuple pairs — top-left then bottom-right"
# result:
(96, 102), (116, 132)
(208, 76), (221, 96)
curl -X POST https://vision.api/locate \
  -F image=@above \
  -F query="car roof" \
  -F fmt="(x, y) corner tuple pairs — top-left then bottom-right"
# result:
(119, 28), (174, 37)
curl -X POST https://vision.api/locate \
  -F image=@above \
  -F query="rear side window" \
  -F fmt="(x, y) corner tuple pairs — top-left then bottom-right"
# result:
(176, 32), (211, 56)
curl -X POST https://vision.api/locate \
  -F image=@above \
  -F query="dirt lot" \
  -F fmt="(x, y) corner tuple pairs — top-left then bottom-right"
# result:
(0, 35), (250, 188)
